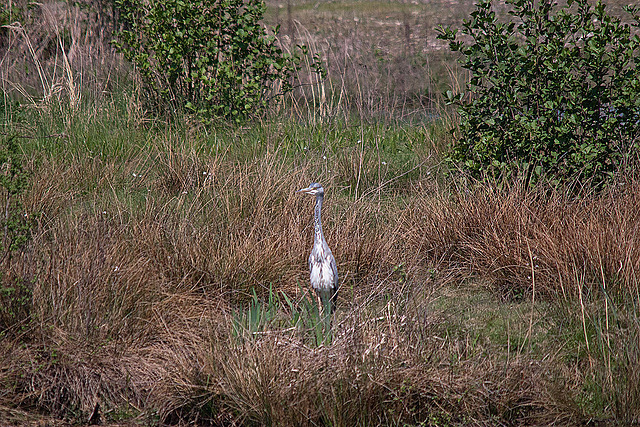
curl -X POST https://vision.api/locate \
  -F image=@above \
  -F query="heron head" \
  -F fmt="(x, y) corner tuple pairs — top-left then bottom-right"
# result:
(296, 182), (324, 196)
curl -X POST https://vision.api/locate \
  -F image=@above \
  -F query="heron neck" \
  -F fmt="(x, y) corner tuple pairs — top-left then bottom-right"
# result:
(314, 194), (325, 244)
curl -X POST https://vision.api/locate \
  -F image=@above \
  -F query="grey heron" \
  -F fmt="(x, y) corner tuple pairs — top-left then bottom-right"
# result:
(297, 183), (339, 320)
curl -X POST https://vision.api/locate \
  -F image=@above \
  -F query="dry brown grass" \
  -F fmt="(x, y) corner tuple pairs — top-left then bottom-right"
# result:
(399, 178), (640, 424)
(2, 131), (639, 424)
(0, 139), (427, 423)
(262, 0), (477, 122)
(402, 179), (640, 300)
(1, 0), (123, 106)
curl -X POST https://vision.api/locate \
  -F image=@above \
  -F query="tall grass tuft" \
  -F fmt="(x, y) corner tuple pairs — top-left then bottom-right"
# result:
(402, 179), (640, 300)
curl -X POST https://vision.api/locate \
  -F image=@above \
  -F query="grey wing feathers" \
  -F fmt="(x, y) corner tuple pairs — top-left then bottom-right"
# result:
(330, 255), (338, 288)
(329, 254), (338, 307)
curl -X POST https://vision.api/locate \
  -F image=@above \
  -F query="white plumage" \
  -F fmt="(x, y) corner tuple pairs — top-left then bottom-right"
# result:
(297, 183), (339, 315)
(310, 248), (337, 291)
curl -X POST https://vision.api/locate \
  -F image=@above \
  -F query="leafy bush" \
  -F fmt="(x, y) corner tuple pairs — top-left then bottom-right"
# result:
(113, 0), (307, 121)
(0, 136), (31, 262)
(438, 0), (640, 186)
(0, 135), (33, 332)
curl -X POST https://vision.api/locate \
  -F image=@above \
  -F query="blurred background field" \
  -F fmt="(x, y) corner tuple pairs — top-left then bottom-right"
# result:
(1, 0), (640, 425)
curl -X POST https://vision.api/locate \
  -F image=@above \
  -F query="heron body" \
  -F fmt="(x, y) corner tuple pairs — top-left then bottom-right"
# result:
(297, 183), (339, 316)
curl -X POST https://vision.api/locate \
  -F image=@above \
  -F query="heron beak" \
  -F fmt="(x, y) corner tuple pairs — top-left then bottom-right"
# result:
(296, 187), (312, 194)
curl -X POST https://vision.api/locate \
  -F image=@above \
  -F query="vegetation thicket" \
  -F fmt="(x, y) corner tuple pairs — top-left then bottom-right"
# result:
(1, 0), (640, 425)
(113, 0), (316, 121)
(0, 136), (34, 331)
(439, 0), (640, 186)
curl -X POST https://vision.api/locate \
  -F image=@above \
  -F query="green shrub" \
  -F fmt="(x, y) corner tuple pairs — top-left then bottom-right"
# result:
(0, 135), (33, 332)
(438, 0), (640, 186)
(113, 0), (308, 122)
(0, 135), (30, 260)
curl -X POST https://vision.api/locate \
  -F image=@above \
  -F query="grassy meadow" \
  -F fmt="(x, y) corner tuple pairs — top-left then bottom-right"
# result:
(1, 0), (640, 425)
